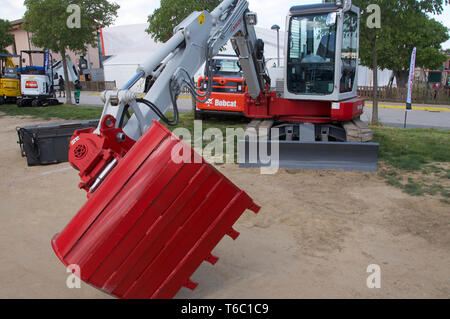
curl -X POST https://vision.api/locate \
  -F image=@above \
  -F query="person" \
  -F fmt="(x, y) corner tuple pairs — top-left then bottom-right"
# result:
(74, 80), (82, 105)
(433, 82), (440, 100)
(58, 75), (65, 98)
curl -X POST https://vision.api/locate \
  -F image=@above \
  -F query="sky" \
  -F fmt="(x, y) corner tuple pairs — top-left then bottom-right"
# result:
(1, 0), (449, 49)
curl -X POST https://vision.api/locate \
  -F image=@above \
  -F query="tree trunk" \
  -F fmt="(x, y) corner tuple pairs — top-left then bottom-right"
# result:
(394, 70), (410, 88)
(371, 40), (378, 125)
(61, 48), (73, 105)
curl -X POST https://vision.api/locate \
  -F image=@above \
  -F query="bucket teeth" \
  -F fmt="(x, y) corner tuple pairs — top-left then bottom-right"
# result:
(184, 279), (199, 291)
(227, 228), (240, 240)
(249, 203), (261, 214)
(205, 253), (219, 265)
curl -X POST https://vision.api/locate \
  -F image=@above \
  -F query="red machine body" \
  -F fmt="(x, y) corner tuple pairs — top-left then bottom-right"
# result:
(68, 115), (135, 193)
(196, 76), (247, 113)
(244, 91), (365, 123)
(53, 120), (260, 299)
(196, 75), (364, 124)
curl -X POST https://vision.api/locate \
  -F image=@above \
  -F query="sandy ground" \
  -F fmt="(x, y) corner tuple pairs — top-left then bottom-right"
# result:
(0, 115), (449, 299)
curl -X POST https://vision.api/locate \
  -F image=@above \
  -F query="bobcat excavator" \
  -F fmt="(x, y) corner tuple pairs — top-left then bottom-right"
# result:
(52, 0), (378, 299)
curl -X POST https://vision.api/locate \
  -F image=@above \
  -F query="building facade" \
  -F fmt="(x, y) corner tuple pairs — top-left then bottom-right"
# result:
(6, 19), (101, 72)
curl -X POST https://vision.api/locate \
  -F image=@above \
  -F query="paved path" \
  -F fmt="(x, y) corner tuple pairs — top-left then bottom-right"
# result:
(362, 106), (450, 130)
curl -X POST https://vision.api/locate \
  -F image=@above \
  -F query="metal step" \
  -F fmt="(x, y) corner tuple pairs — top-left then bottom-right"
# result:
(238, 139), (379, 172)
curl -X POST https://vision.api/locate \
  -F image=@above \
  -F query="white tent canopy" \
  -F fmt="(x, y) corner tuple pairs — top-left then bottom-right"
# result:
(101, 23), (395, 90)
(358, 66), (396, 87)
(102, 24), (162, 57)
(103, 52), (149, 90)
(102, 23), (286, 90)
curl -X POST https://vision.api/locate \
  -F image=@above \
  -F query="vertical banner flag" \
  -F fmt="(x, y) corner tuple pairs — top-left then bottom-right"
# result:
(406, 47), (417, 110)
(43, 49), (50, 73)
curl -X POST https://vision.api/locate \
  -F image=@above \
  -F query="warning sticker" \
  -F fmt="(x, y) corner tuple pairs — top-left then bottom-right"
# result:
(70, 136), (80, 146)
(199, 13), (205, 25)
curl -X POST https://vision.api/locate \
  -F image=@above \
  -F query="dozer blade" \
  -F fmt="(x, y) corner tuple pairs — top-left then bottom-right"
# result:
(52, 121), (260, 299)
(238, 139), (379, 172)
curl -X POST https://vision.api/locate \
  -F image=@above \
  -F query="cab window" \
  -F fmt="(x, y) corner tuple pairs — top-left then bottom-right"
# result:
(340, 12), (358, 93)
(287, 13), (337, 95)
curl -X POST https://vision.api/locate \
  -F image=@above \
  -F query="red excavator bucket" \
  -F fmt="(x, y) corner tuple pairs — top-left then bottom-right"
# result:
(51, 120), (260, 299)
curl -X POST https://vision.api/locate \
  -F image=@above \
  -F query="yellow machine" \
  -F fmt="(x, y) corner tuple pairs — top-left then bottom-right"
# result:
(0, 53), (21, 105)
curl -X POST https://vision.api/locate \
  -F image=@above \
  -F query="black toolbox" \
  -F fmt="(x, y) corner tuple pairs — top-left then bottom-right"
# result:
(17, 120), (99, 166)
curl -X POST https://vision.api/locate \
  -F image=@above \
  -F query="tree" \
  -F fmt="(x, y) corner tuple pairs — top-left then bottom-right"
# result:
(147, 0), (220, 111)
(146, 0), (220, 42)
(343, 0), (449, 124)
(0, 19), (14, 53)
(377, 10), (448, 88)
(23, 0), (119, 105)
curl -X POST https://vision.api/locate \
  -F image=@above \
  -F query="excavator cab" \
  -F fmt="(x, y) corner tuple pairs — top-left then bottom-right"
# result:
(283, 2), (359, 101)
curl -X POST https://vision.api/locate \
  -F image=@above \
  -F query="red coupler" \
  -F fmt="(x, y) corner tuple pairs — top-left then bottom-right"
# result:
(52, 120), (260, 299)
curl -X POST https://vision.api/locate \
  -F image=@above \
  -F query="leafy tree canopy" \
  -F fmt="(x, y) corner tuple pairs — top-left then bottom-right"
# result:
(146, 0), (220, 42)
(24, 0), (119, 55)
(23, 0), (119, 104)
(351, 0), (449, 87)
(0, 19), (14, 53)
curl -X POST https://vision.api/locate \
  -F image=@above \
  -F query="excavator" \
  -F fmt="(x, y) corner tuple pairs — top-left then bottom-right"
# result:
(16, 50), (61, 107)
(0, 53), (21, 105)
(52, 0), (378, 299)
(195, 54), (248, 118)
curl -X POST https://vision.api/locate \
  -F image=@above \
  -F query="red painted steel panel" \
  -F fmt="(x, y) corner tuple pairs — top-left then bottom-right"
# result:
(244, 92), (365, 123)
(197, 91), (247, 112)
(197, 76), (247, 112)
(52, 120), (260, 299)
(330, 97), (365, 121)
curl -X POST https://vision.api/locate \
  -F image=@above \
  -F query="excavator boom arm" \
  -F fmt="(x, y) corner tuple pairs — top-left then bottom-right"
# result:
(97, 0), (269, 142)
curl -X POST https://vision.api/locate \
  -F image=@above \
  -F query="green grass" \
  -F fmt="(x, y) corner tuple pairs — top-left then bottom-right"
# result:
(372, 126), (450, 202)
(373, 125), (450, 200)
(1, 103), (448, 201)
(0, 104), (103, 120)
(164, 111), (249, 133)
(372, 126), (450, 170)
(163, 111), (249, 163)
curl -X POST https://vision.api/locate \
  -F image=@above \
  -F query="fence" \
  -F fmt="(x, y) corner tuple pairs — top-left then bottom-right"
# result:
(68, 81), (117, 91)
(358, 86), (450, 105)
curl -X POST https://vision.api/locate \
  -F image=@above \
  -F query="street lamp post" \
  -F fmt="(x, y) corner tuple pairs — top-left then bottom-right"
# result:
(271, 24), (280, 67)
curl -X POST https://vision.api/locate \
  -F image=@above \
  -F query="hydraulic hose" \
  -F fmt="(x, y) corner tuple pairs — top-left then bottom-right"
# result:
(135, 97), (179, 127)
